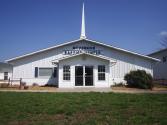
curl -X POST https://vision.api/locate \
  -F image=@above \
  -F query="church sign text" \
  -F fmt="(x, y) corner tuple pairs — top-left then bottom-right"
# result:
(63, 46), (102, 55)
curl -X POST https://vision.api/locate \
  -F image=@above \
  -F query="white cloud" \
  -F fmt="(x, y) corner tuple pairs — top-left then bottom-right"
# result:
(159, 31), (167, 36)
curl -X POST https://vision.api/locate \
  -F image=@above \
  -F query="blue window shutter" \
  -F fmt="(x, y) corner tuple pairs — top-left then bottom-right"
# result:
(35, 67), (38, 78)
(53, 67), (57, 78)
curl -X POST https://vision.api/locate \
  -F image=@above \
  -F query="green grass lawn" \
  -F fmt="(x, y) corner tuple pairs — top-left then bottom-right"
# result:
(0, 92), (167, 125)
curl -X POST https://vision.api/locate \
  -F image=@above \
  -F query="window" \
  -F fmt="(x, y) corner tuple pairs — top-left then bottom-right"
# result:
(38, 68), (53, 77)
(4, 72), (8, 80)
(162, 56), (167, 63)
(63, 65), (70, 80)
(98, 65), (105, 80)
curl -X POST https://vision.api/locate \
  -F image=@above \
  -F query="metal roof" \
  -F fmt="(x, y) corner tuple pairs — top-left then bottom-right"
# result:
(6, 38), (160, 62)
(148, 48), (167, 56)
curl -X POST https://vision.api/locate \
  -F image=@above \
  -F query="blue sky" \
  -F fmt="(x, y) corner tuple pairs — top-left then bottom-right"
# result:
(0, 0), (167, 61)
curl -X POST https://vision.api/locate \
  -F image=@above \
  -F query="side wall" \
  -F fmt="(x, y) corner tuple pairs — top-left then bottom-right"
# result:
(110, 55), (153, 84)
(149, 50), (167, 79)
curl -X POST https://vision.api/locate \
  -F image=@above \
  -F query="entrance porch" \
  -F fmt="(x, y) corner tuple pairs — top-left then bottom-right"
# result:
(52, 52), (116, 88)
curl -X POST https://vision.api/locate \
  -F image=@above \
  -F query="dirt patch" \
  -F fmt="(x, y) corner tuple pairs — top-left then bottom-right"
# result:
(112, 86), (167, 91)
(0, 84), (19, 90)
(8, 114), (66, 125)
(112, 86), (167, 94)
(0, 85), (57, 91)
(8, 120), (31, 125)
(152, 87), (167, 91)
(28, 86), (57, 91)
(7, 110), (97, 125)
(112, 86), (148, 91)
(69, 108), (97, 124)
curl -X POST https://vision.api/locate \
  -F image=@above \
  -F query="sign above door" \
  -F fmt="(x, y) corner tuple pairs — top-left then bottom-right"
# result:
(63, 46), (102, 55)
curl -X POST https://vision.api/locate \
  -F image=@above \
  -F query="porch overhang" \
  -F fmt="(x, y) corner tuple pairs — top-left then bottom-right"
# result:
(51, 52), (116, 65)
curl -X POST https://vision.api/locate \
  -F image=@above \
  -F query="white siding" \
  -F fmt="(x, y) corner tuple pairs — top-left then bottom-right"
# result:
(9, 40), (154, 87)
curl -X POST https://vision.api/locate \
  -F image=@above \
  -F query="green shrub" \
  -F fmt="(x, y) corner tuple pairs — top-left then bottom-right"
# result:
(124, 70), (153, 89)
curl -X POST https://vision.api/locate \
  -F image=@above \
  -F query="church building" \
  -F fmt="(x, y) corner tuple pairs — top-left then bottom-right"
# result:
(6, 4), (159, 88)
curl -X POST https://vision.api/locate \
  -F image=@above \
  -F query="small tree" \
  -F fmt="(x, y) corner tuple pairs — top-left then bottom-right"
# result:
(124, 70), (153, 89)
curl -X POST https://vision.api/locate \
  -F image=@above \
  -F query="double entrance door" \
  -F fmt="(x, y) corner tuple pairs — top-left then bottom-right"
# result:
(75, 66), (93, 86)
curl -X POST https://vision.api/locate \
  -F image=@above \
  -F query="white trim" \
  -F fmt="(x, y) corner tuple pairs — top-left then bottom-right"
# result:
(38, 67), (54, 78)
(97, 65), (106, 81)
(52, 52), (116, 63)
(6, 38), (160, 62)
(63, 65), (71, 81)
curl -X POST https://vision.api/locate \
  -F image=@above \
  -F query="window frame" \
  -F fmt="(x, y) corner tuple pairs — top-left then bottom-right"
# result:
(4, 72), (8, 80)
(98, 65), (106, 81)
(63, 65), (71, 81)
(38, 67), (54, 78)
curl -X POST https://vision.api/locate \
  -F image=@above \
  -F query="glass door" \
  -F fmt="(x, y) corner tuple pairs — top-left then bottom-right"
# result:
(75, 66), (94, 86)
(75, 66), (84, 86)
(85, 66), (93, 86)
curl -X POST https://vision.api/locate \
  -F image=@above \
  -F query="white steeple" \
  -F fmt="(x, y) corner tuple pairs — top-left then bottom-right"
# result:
(80, 3), (86, 39)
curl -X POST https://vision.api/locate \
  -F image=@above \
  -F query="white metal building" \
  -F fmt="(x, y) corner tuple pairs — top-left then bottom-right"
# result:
(0, 62), (12, 80)
(6, 3), (159, 88)
(148, 48), (167, 80)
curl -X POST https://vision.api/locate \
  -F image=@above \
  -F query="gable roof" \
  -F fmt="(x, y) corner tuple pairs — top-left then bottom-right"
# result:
(148, 48), (167, 56)
(6, 38), (160, 62)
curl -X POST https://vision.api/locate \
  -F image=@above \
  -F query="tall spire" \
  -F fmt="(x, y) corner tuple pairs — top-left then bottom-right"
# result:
(80, 3), (86, 39)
